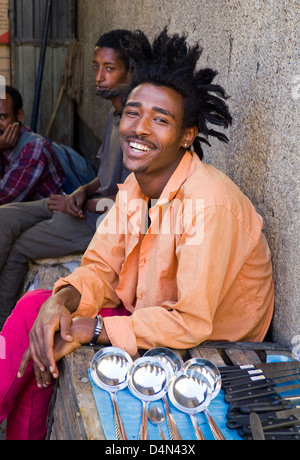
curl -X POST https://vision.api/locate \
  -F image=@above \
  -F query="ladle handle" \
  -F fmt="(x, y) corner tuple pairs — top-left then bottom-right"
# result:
(204, 409), (225, 441)
(110, 393), (128, 440)
(162, 395), (182, 440)
(190, 414), (206, 441)
(138, 401), (149, 440)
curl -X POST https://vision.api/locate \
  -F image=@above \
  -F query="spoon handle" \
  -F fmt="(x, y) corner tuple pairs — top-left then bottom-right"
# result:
(162, 395), (182, 440)
(159, 425), (167, 441)
(110, 393), (128, 440)
(204, 409), (226, 441)
(190, 414), (206, 441)
(139, 401), (149, 440)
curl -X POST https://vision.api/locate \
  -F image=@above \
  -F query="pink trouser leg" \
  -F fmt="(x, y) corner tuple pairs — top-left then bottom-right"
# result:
(0, 290), (53, 440)
(0, 289), (131, 440)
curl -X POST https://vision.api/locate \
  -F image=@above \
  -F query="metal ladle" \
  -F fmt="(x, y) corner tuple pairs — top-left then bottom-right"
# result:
(168, 369), (213, 440)
(127, 357), (170, 440)
(144, 347), (183, 440)
(182, 358), (225, 440)
(90, 347), (132, 440)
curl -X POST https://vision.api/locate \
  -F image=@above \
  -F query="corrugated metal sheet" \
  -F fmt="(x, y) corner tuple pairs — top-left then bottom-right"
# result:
(12, 0), (74, 44)
(9, 0), (75, 144)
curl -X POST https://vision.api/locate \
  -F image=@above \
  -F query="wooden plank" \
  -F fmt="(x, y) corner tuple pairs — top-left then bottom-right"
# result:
(200, 341), (288, 351)
(224, 348), (262, 365)
(62, 347), (105, 440)
(49, 347), (105, 440)
(189, 346), (226, 367)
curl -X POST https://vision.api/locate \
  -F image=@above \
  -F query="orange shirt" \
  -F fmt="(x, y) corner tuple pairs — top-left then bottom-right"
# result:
(54, 152), (274, 356)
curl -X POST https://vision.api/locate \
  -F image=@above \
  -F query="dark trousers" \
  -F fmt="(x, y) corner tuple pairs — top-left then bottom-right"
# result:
(0, 199), (96, 327)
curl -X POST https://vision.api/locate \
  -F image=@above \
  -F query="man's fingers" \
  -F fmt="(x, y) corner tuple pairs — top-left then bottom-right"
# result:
(17, 348), (32, 378)
(34, 364), (54, 388)
(60, 315), (74, 343)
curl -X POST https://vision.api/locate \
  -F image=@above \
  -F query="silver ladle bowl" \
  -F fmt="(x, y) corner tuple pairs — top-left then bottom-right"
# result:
(168, 369), (212, 440)
(90, 347), (132, 440)
(181, 358), (225, 440)
(127, 357), (170, 440)
(182, 358), (222, 399)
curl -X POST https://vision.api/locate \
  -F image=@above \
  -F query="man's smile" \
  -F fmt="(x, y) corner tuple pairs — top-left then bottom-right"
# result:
(129, 141), (151, 153)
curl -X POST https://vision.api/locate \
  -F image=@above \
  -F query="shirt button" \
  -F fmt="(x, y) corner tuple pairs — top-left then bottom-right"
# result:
(139, 257), (146, 266)
(137, 290), (143, 299)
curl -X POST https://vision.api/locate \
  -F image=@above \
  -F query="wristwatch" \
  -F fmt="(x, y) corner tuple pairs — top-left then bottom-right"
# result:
(90, 314), (103, 346)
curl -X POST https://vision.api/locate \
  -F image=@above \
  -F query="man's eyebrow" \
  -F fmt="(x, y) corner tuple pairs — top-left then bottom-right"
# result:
(125, 101), (176, 119)
(153, 106), (176, 120)
(93, 60), (116, 66)
(125, 101), (141, 107)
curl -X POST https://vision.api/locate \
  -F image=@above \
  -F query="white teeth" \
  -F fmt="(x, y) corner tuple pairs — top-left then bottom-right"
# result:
(129, 142), (151, 152)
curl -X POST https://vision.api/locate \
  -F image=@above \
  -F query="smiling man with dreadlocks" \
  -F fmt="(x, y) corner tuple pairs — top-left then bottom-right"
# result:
(0, 28), (274, 439)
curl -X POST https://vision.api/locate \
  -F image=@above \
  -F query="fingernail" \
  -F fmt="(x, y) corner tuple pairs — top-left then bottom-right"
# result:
(53, 373), (58, 379)
(17, 372), (22, 378)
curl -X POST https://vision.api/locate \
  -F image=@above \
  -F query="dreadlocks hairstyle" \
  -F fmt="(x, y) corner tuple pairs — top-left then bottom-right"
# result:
(121, 27), (232, 160)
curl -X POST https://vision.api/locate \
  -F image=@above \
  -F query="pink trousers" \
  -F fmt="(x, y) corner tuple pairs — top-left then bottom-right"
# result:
(0, 289), (130, 440)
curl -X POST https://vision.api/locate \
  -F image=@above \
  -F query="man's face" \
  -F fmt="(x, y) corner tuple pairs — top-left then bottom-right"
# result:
(120, 83), (189, 176)
(0, 94), (18, 136)
(93, 46), (129, 94)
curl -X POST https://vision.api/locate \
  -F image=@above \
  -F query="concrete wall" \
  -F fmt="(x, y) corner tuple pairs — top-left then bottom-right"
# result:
(76, 0), (299, 348)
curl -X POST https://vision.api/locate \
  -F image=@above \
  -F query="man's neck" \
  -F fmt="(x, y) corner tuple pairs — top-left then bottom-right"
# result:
(135, 154), (184, 199)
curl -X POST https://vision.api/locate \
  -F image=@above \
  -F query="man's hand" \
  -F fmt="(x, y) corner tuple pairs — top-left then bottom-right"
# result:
(65, 188), (87, 219)
(0, 122), (20, 152)
(48, 194), (69, 213)
(18, 286), (81, 380)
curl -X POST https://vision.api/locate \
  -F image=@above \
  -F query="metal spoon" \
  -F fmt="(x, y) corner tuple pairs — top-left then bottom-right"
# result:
(127, 357), (170, 440)
(90, 347), (132, 440)
(182, 358), (225, 440)
(148, 405), (167, 440)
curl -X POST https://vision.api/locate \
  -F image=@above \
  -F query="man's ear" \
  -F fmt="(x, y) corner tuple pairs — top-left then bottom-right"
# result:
(16, 108), (24, 123)
(181, 126), (198, 149)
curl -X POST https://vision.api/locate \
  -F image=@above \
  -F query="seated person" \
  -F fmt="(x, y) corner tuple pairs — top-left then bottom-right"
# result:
(0, 29), (135, 326)
(0, 28), (274, 440)
(0, 86), (66, 204)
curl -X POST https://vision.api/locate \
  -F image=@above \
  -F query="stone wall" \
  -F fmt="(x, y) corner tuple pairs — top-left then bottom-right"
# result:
(76, 0), (299, 348)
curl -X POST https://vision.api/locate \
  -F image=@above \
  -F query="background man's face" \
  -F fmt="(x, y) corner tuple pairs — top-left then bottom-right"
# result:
(0, 94), (18, 136)
(93, 46), (129, 94)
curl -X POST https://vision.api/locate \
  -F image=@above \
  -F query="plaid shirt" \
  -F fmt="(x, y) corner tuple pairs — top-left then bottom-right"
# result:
(0, 126), (66, 204)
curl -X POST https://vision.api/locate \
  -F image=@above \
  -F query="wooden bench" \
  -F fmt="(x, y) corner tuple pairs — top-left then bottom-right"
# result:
(47, 341), (294, 440)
